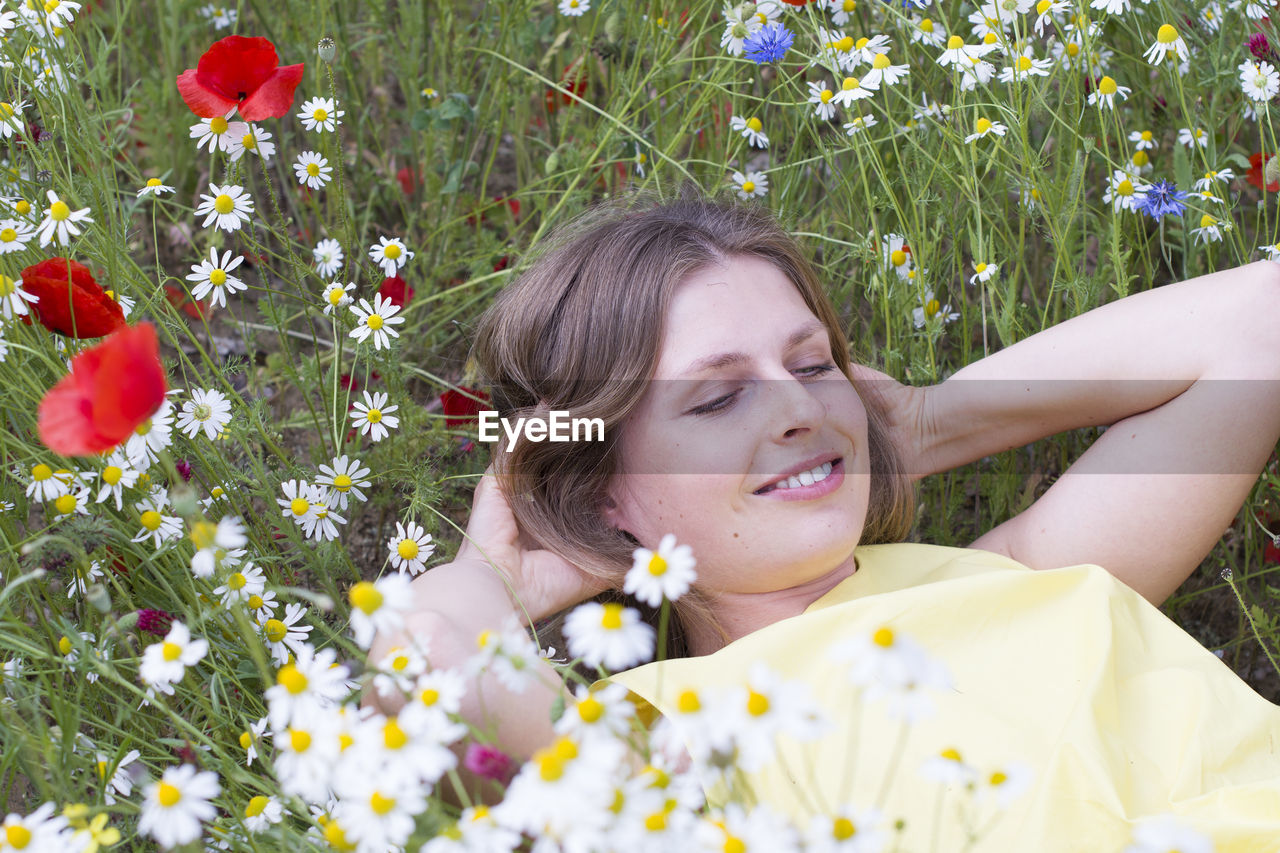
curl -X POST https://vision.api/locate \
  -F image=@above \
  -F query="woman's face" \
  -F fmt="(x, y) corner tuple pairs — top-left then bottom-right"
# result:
(604, 254), (871, 598)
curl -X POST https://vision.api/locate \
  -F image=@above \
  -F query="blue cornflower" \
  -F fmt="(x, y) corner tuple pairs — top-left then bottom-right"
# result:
(1138, 179), (1188, 221)
(743, 23), (794, 65)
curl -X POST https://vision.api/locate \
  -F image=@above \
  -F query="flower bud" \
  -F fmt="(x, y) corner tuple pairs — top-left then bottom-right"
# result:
(317, 37), (336, 63)
(1266, 155), (1280, 189)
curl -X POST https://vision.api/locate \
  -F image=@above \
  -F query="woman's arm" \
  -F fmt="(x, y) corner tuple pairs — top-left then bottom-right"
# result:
(907, 261), (1280, 604)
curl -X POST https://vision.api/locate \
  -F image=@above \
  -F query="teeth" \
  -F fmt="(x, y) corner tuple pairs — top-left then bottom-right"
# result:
(763, 461), (834, 493)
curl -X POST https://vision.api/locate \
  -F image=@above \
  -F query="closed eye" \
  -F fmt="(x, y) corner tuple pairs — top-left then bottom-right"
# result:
(688, 364), (838, 416)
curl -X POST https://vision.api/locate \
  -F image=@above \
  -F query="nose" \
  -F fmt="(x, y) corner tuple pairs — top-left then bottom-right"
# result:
(767, 375), (827, 439)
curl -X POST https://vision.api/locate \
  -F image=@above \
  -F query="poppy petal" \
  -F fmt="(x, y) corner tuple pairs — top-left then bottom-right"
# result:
(238, 63), (305, 121)
(175, 69), (237, 119)
(37, 323), (167, 457)
(195, 35), (281, 103)
(91, 324), (167, 438)
(38, 372), (110, 456)
(21, 258), (125, 338)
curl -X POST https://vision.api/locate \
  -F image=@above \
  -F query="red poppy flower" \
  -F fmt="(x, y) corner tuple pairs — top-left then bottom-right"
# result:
(441, 387), (489, 428)
(176, 35), (304, 121)
(397, 165), (420, 196)
(21, 258), (125, 338)
(163, 284), (210, 321)
(545, 63), (588, 113)
(38, 322), (168, 457)
(1248, 152), (1279, 192)
(377, 275), (415, 308)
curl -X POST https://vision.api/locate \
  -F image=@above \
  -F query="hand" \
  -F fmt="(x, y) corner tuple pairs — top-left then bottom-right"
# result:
(455, 466), (610, 624)
(847, 363), (933, 482)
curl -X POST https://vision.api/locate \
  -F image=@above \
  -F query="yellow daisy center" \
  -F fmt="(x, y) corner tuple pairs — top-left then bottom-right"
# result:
(975, 117), (993, 135)
(1099, 76), (1117, 95)
(746, 116), (763, 132)
(209, 268), (227, 286)
(290, 497), (310, 516)
(383, 243), (402, 260)
(741, 180), (755, 193)
(872, 53), (890, 69)
(873, 626), (896, 646)
(209, 116), (228, 134)
(350, 581), (383, 614)
(601, 602), (624, 629)
(746, 689), (770, 716)
(265, 619), (289, 644)
(890, 248), (907, 267)
(1157, 24), (1178, 44)
(919, 18), (934, 32)
(306, 163), (321, 177)
(1117, 179), (1133, 196)
(366, 313), (384, 330)
(366, 408), (382, 423)
(140, 510), (162, 531)
(32, 463), (52, 481)
(1132, 150), (1149, 167)
(842, 76), (861, 90)
(277, 663), (307, 693)
(397, 539), (419, 559)
(228, 572), (246, 590)
(819, 89), (834, 103)
(242, 132), (257, 150)
(213, 194), (234, 215)
(288, 728), (311, 752)
(156, 782), (181, 808)
(245, 795), (269, 817)
(333, 474), (352, 490)
(925, 298), (941, 316)
(946, 35), (964, 49)
(5, 826), (31, 848)
(1017, 56), (1033, 71)
(102, 466), (122, 486)
(49, 200), (70, 221)
(162, 642), (182, 661)
(833, 818), (857, 840)
(677, 689), (701, 713)
(578, 696), (605, 722)
(0, 227), (17, 242)
(54, 494), (77, 514)
(313, 108), (328, 122)
(14, 200), (29, 215)
(647, 553), (668, 576)
(328, 286), (346, 305)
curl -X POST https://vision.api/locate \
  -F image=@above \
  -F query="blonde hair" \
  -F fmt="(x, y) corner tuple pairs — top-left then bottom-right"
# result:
(469, 184), (917, 658)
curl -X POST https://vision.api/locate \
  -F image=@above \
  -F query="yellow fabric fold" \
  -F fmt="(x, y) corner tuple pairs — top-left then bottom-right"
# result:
(606, 543), (1280, 851)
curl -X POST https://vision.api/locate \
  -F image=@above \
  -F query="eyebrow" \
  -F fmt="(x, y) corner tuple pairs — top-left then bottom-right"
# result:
(675, 320), (829, 378)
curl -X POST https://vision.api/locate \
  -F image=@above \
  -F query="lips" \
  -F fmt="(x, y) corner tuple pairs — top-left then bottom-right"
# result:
(753, 454), (843, 495)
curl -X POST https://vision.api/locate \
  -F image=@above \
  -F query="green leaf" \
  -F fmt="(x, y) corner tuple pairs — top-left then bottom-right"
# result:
(549, 691), (566, 723)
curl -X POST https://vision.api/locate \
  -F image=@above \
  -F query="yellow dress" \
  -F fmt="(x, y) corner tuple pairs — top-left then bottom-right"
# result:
(606, 543), (1280, 852)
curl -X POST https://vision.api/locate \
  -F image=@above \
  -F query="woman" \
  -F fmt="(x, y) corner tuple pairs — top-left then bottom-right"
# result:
(369, 188), (1280, 850)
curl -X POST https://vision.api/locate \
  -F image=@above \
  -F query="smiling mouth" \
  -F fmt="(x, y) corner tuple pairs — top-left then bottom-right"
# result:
(753, 457), (843, 495)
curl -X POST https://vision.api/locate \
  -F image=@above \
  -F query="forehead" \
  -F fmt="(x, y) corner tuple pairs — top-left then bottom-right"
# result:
(654, 256), (824, 378)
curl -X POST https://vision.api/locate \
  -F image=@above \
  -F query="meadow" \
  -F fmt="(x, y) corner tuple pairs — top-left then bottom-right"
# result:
(2, 0), (1280, 849)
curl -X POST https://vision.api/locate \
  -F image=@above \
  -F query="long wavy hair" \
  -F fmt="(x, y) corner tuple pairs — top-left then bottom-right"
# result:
(469, 183), (917, 660)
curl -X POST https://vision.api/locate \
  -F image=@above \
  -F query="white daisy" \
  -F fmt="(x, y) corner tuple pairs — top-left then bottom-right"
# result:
(188, 109), (247, 154)
(348, 574), (416, 649)
(1088, 76), (1131, 109)
(559, 0), (590, 14)
(36, 189), (92, 247)
(731, 169), (768, 199)
(95, 451), (140, 511)
(137, 178), (176, 198)
(730, 115), (770, 148)
(139, 621), (209, 693)
(843, 114), (879, 135)
(261, 603), (314, 666)
(387, 520), (435, 575)
(912, 289), (960, 329)
(138, 764), (220, 849)
(185, 247), (246, 309)
(297, 96), (344, 133)
(348, 293), (406, 350)
(321, 281), (356, 315)
(1143, 24), (1190, 66)
(227, 125), (275, 163)
(970, 261), (999, 285)
(0, 100), (24, 139)
(293, 151), (333, 190)
(350, 391), (400, 442)
(313, 238), (344, 278)
(1240, 59), (1280, 102)
(563, 602), (655, 671)
(1177, 127), (1209, 149)
(0, 273), (36, 319)
(315, 454), (371, 510)
(368, 236), (414, 277)
(624, 534), (697, 606)
(964, 116), (1008, 143)
(194, 183), (254, 233)
(176, 387), (233, 439)
(806, 80), (838, 120)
